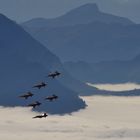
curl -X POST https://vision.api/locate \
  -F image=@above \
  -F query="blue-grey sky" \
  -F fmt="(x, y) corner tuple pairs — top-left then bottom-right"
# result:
(0, 0), (140, 23)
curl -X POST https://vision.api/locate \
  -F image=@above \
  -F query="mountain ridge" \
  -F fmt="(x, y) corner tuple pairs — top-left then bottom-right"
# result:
(64, 53), (140, 84)
(21, 3), (138, 63)
(23, 21), (140, 63)
(22, 3), (133, 28)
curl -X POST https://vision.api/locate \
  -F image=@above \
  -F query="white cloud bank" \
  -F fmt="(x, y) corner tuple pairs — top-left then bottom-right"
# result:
(87, 83), (140, 91)
(1, 95), (140, 140)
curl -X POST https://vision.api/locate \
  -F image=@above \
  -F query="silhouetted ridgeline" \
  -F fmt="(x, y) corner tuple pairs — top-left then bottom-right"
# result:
(22, 3), (133, 28)
(64, 54), (140, 84)
(22, 3), (136, 63)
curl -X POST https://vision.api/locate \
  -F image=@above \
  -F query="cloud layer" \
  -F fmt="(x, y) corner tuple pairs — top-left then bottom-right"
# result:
(87, 83), (140, 91)
(1, 96), (140, 140)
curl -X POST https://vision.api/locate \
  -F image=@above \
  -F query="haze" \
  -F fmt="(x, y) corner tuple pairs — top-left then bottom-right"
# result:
(0, 0), (140, 23)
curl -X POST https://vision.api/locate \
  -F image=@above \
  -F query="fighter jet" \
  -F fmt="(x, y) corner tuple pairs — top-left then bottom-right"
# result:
(48, 71), (61, 79)
(27, 101), (41, 108)
(19, 92), (34, 99)
(45, 94), (58, 101)
(33, 82), (47, 89)
(33, 113), (48, 119)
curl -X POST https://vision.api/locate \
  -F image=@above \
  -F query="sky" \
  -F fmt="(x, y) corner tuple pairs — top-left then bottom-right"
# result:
(1, 95), (140, 140)
(0, 0), (140, 23)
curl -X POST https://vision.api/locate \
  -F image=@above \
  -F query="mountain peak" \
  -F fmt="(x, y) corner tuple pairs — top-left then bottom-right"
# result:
(67, 3), (99, 15)
(22, 3), (133, 28)
(78, 3), (99, 11)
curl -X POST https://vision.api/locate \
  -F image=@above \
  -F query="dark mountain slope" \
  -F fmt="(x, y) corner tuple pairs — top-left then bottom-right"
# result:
(0, 14), (87, 114)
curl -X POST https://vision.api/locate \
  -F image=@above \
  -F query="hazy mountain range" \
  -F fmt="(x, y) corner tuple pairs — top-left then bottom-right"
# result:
(22, 3), (133, 28)
(22, 3), (139, 63)
(22, 3), (140, 84)
(64, 57), (140, 84)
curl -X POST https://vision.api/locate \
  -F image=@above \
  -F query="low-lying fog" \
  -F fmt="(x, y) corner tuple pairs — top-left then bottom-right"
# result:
(87, 83), (140, 91)
(1, 84), (140, 140)
(1, 89), (140, 140)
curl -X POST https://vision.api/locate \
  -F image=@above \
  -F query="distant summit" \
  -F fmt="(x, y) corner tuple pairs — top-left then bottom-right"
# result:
(22, 3), (133, 28)
(75, 3), (99, 11)
(66, 3), (99, 15)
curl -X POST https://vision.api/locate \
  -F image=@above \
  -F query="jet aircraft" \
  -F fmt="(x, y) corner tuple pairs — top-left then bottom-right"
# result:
(27, 101), (41, 108)
(45, 94), (58, 101)
(33, 113), (48, 119)
(19, 92), (34, 99)
(48, 71), (61, 79)
(33, 82), (47, 89)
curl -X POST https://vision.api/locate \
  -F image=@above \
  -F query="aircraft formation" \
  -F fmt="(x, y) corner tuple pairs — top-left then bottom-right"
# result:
(18, 71), (61, 119)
